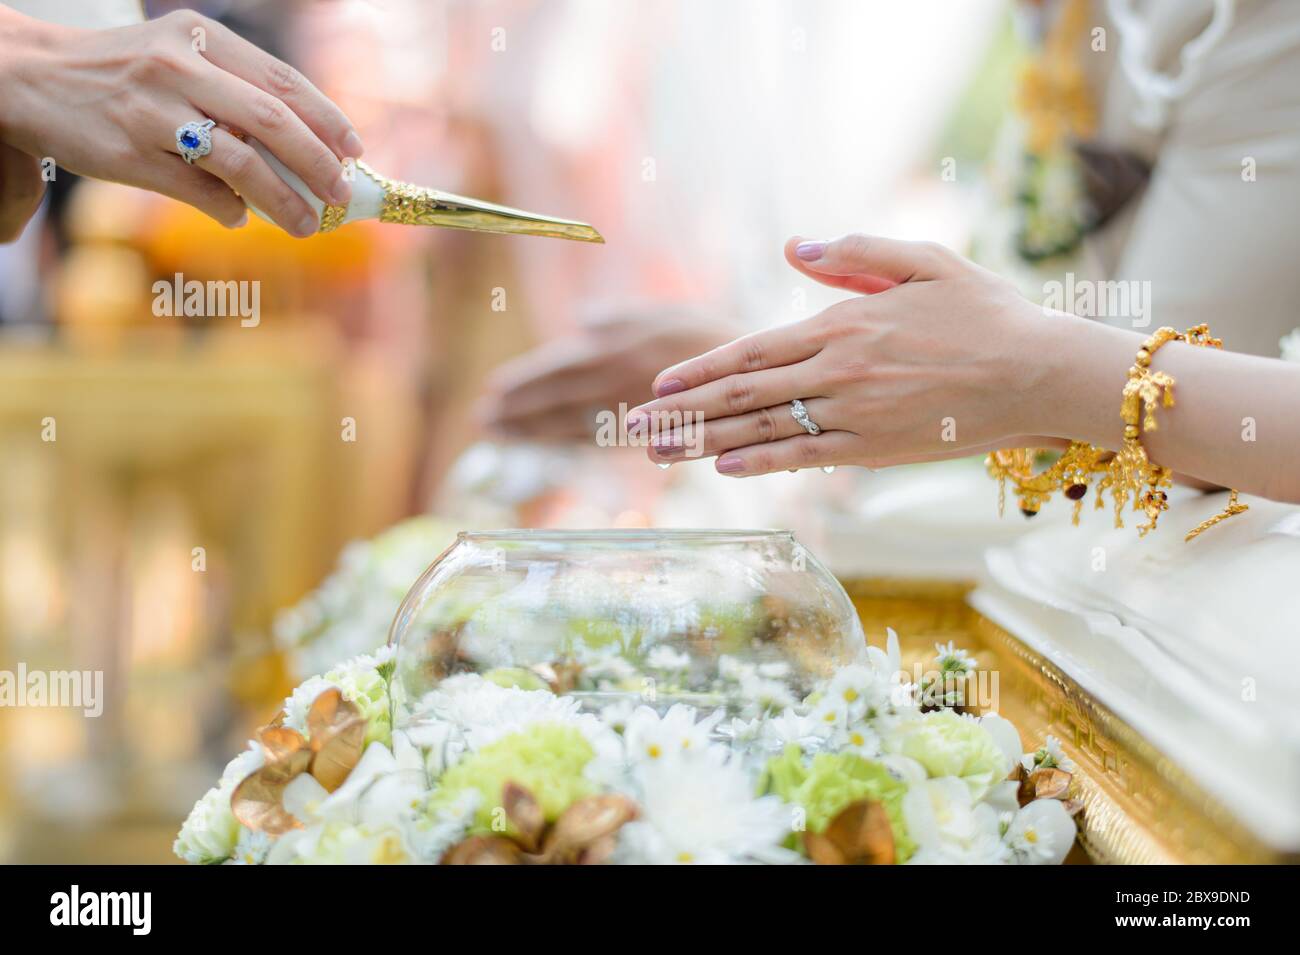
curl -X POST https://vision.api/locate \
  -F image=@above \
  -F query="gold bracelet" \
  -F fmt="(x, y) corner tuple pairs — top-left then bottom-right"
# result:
(988, 323), (1247, 541)
(987, 443), (1110, 525)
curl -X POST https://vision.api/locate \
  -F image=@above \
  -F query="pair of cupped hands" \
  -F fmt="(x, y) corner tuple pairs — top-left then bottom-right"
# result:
(611, 234), (1050, 478)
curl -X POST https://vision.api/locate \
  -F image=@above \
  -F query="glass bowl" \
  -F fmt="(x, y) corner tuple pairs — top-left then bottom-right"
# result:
(386, 529), (865, 730)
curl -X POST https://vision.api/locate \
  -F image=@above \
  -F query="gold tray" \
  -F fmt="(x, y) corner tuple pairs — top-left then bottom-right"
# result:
(843, 578), (1294, 865)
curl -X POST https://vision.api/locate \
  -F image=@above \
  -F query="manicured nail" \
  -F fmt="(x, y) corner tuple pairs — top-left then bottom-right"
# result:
(625, 409), (649, 432)
(795, 240), (826, 261)
(295, 210), (319, 237)
(654, 377), (687, 397)
(342, 130), (365, 158)
(231, 210), (249, 229)
(329, 177), (352, 205)
(652, 442), (685, 458)
(717, 455), (746, 474)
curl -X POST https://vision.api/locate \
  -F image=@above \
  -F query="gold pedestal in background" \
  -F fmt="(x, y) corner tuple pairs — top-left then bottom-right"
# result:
(0, 333), (359, 862)
(844, 578), (1294, 865)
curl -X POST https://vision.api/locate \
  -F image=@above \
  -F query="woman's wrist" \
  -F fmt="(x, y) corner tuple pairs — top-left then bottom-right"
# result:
(0, 8), (60, 146)
(1022, 310), (1143, 448)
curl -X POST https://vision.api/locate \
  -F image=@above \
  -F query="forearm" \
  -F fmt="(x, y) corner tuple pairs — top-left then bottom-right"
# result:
(0, 6), (59, 148)
(1034, 314), (1300, 502)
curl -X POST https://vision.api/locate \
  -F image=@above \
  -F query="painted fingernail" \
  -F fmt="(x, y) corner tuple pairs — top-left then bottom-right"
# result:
(717, 455), (746, 474)
(625, 409), (649, 432)
(295, 210), (319, 237)
(342, 130), (365, 158)
(652, 442), (685, 458)
(795, 240), (827, 261)
(654, 377), (687, 397)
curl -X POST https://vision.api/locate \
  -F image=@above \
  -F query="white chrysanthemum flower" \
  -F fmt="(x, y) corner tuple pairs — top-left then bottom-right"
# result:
(760, 708), (829, 752)
(1021, 734), (1077, 774)
(977, 713), (1023, 777)
(717, 655), (754, 682)
(598, 698), (637, 733)
(902, 777), (1008, 865)
(645, 645), (691, 672)
(282, 646), (394, 746)
(224, 828), (273, 866)
(736, 671), (797, 713)
(933, 640), (976, 675)
(617, 754), (798, 864)
(717, 716), (763, 744)
(410, 673), (622, 768)
(832, 722), (882, 758)
(173, 782), (241, 865)
(1004, 799), (1077, 865)
(267, 821), (416, 865)
(624, 703), (724, 764)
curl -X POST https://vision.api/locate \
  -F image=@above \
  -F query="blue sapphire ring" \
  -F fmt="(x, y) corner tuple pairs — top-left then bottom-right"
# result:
(175, 119), (216, 164)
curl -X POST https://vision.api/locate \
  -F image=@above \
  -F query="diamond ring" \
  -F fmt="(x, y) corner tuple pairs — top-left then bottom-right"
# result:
(790, 399), (821, 435)
(175, 119), (216, 164)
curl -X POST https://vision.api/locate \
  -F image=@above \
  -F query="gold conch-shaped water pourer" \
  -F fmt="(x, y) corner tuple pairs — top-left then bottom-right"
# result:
(249, 140), (604, 243)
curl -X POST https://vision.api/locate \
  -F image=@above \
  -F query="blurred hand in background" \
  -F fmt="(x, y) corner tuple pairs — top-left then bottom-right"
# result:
(478, 307), (741, 442)
(0, 143), (44, 241)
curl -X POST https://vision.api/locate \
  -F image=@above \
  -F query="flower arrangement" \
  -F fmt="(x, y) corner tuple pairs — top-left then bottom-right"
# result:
(273, 516), (455, 678)
(177, 630), (1081, 865)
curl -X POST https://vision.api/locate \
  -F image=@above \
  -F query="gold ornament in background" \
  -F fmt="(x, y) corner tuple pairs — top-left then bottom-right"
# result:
(319, 160), (604, 243)
(231, 688), (366, 834)
(1015, 0), (1097, 154)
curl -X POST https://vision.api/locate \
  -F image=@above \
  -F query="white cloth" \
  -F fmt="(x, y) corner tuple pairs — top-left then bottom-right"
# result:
(978, 491), (1300, 849)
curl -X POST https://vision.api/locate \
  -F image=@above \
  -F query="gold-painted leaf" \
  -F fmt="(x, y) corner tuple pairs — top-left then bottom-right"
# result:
(803, 830), (845, 866)
(305, 687), (366, 792)
(257, 726), (306, 764)
(816, 800), (895, 865)
(543, 794), (638, 864)
(573, 833), (620, 866)
(230, 747), (312, 835)
(1031, 767), (1072, 801)
(441, 835), (524, 865)
(502, 782), (545, 854)
(531, 660), (583, 695)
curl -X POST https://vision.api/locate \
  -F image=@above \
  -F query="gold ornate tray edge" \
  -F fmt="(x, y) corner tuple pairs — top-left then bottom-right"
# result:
(841, 577), (1297, 865)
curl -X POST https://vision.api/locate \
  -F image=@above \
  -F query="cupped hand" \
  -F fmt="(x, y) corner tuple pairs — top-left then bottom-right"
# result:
(479, 308), (741, 442)
(627, 235), (1050, 475)
(1, 9), (362, 237)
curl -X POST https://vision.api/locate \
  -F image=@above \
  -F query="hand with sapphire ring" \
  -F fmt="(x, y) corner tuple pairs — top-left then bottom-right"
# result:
(0, 6), (363, 238)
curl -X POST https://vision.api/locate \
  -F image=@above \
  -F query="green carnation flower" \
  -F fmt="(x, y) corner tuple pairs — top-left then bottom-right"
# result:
(761, 746), (914, 862)
(320, 655), (392, 747)
(428, 723), (596, 834)
(887, 710), (1008, 800)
